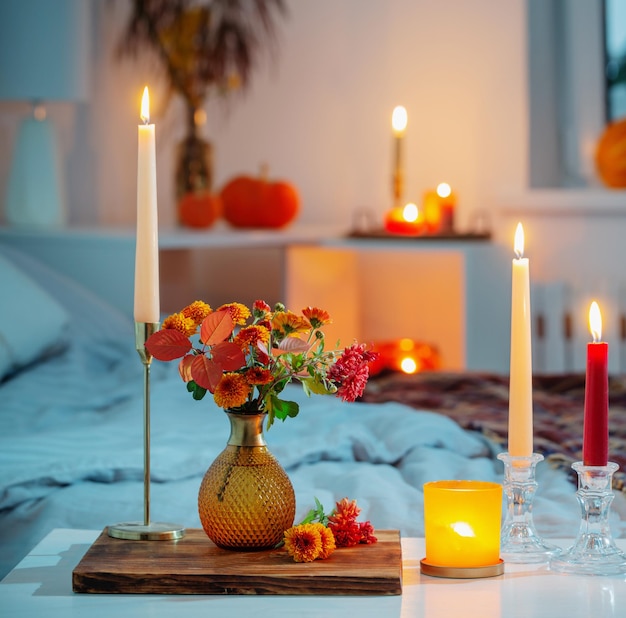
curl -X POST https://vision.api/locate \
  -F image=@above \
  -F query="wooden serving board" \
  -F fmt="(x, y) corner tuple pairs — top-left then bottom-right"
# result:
(72, 528), (402, 596)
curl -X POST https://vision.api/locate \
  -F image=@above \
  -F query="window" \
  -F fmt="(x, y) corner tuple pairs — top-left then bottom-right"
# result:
(605, 0), (626, 121)
(528, 0), (605, 188)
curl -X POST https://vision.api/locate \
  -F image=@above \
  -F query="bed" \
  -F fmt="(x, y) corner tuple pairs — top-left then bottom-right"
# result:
(1, 242), (625, 580)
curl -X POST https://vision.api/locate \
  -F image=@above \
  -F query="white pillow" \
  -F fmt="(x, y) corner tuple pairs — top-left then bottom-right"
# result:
(0, 253), (69, 380)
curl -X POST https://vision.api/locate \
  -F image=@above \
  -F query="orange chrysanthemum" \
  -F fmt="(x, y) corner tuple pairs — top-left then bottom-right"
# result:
(244, 367), (273, 385)
(332, 497), (361, 522)
(181, 300), (212, 325)
(302, 306), (332, 329)
(161, 312), (197, 337)
(233, 325), (270, 349)
(283, 523), (324, 563)
(272, 310), (310, 337)
(317, 524), (336, 559)
(217, 302), (251, 326)
(213, 372), (251, 409)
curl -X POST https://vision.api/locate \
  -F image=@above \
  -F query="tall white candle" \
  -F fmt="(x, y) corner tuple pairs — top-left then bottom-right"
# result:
(134, 86), (160, 323)
(508, 222), (533, 457)
(391, 105), (407, 207)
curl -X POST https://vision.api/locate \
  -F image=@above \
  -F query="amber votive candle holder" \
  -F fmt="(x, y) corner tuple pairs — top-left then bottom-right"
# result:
(421, 480), (504, 578)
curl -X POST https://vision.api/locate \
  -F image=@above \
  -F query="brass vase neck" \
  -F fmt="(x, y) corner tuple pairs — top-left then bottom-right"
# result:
(226, 412), (267, 447)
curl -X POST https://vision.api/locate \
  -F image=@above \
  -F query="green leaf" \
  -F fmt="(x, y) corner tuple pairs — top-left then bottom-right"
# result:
(301, 376), (336, 396)
(187, 380), (207, 400)
(270, 395), (299, 421)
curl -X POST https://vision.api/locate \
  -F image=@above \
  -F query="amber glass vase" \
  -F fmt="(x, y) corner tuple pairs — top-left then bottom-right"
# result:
(198, 411), (296, 550)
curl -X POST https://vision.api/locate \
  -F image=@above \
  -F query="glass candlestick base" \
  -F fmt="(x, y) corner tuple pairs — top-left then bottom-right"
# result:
(498, 452), (562, 563)
(550, 461), (626, 575)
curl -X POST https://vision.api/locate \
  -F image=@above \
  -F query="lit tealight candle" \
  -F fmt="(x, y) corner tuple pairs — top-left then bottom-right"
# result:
(384, 202), (423, 235)
(422, 480), (503, 578)
(391, 105), (407, 207)
(583, 301), (609, 466)
(134, 86), (160, 324)
(508, 222), (533, 457)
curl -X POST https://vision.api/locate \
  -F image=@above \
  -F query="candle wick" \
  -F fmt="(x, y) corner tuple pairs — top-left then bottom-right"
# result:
(514, 249), (522, 260)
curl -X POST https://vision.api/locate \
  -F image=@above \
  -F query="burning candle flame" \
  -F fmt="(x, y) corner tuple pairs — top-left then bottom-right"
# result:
(450, 522), (476, 538)
(589, 301), (602, 342)
(140, 86), (150, 124)
(400, 357), (418, 374)
(392, 105), (407, 136)
(514, 222), (524, 259)
(437, 182), (452, 198)
(402, 202), (418, 222)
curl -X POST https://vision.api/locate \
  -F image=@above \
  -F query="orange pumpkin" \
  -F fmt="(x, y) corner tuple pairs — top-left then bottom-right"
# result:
(595, 117), (626, 188)
(178, 192), (222, 228)
(220, 169), (300, 228)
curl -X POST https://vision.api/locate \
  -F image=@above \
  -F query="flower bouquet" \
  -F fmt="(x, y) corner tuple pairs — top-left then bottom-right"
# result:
(145, 299), (377, 427)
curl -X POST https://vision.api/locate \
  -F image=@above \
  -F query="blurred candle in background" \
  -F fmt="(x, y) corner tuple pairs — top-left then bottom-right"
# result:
(436, 182), (456, 233)
(134, 86), (160, 323)
(583, 301), (609, 466)
(391, 105), (407, 207)
(508, 222), (533, 457)
(384, 201), (423, 235)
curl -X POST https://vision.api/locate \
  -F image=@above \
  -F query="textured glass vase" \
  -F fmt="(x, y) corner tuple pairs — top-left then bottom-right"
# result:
(198, 411), (296, 550)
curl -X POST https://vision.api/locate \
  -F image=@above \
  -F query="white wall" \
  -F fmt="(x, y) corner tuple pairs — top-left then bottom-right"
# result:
(0, 0), (528, 233)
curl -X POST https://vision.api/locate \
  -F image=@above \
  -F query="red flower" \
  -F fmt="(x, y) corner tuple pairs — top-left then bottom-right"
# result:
(328, 344), (378, 402)
(358, 521), (378, 545)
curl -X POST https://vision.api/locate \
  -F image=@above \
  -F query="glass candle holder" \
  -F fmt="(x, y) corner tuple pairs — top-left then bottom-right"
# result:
(421, 480), (504, 578)
(550, 461), (626, 575)
(498, 452), (561, 563)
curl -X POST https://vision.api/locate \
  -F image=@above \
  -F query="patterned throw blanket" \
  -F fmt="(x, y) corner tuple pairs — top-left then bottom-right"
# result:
(362, 371), (626, 493)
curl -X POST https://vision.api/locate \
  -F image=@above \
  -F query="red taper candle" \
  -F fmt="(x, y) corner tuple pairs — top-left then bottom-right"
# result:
(582, 301), (609, 466)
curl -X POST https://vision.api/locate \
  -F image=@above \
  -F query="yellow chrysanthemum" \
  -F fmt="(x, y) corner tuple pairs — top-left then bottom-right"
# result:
(283, 523), (323, 563)
(213, 372), (251, 409)
(272, 310), (310, 337)
(217, 302), (251, 326)
(233, 325), (270, 349)
(302, 306), (332, 329)
(161, 312), (197, 337)
(181, 300), (212, 325)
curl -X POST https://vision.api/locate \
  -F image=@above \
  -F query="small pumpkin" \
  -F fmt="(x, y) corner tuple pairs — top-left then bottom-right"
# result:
(178, 192), (222, 228)
(595, 117), (626, 188)
(220, 167), (300, 228)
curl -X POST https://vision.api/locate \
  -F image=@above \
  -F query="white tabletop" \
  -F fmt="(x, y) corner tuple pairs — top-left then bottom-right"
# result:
(1, 529), (626, 618)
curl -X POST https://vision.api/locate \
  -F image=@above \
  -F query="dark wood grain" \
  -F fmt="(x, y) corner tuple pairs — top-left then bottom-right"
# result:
(72, 528), (402, 596)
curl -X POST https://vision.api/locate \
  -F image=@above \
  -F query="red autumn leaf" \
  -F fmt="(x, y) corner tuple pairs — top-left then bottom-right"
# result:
(178, 354), (194, 382)
(191, 355), (223, 392)
(211, 341), (246, 371)
(145, 329), (192, 361)
(200, 310), (234, 345)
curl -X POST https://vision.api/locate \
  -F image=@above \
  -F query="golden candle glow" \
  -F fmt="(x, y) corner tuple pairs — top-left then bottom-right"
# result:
(436, 182), (451, 198)
(140, 86), (150, 124)
(400, 357), (418, 374)
(423, 480), (502, 568)
(514, 221), (524, 258)
(402, 202), (418, 222)
(391, 105), (408, 136)
(589, 300), (602, 342)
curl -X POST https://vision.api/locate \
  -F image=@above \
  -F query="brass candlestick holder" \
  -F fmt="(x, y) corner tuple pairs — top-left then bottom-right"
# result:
(108, 322), (185, 541)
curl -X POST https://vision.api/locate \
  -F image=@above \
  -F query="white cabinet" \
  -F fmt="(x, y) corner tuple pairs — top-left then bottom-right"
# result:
(285, 239), (510, 372)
